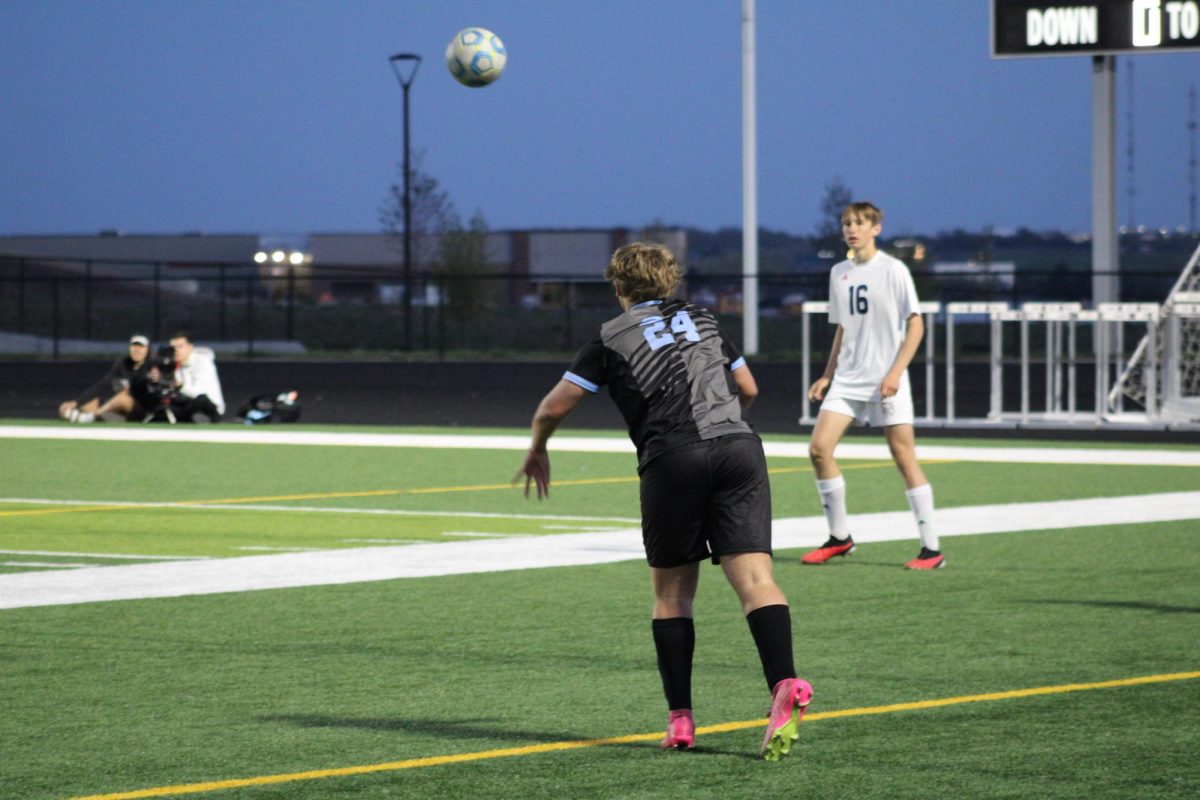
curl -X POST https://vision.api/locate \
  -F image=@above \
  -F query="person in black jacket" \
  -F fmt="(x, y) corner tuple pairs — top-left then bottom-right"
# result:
(59, 334), (153, 423)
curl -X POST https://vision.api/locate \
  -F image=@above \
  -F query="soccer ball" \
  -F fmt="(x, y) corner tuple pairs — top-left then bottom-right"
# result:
(445, 27), (507, 87)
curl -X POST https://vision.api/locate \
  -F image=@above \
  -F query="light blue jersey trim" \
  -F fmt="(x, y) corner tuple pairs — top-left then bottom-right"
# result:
(563, 371), (599, 393)
(729, 356), (746, 371)
(631, 299), (664, 309)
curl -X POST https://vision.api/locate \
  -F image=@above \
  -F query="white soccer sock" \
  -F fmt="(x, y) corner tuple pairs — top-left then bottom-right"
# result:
(815, 476), (850, 539)
(906, 484), (937, 552)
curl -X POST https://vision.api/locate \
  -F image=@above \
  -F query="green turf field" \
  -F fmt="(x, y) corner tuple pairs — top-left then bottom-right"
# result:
(0, 425), (1197, 799)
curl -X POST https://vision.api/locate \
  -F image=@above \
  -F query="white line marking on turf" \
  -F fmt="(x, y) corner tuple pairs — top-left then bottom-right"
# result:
(0, 497), (641, 524)
(1, 425), (1197, 466)
(340, 538), (418, 544)
(1, 561), (90, 568)
(234, 546), (328, 552)
(1, 491), (1197, 610)
(542, 525), (628, 531)
(0, 548), (208, 561)
(439, 531), (525, 538)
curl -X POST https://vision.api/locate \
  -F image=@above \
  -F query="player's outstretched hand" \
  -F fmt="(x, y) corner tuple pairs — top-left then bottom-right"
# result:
(515, 449), (551, 500)
(807, 376), (831, 403)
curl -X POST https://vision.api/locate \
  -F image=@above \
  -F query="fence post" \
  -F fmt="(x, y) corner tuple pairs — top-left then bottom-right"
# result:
(564, 281), (574, 351)
(52, 277), (61, 360)
(219, 265), (227, 341)
(437, 275), (446, 361)
(18, 258), (26, 333)
(920, 301), (941, 420)
(286, 266), (296, 341)
(84, 261), (93, 340)
(246, 276), (255, 358)
(153, 264), (162, 342)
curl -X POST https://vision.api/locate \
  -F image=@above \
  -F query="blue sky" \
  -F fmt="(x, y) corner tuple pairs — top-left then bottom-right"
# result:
(2, 0), (1198, 238)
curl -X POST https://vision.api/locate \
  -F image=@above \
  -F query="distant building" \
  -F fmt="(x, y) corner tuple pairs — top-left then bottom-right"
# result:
(929, 260), (1016, 295)
(0, 227), (688, 309)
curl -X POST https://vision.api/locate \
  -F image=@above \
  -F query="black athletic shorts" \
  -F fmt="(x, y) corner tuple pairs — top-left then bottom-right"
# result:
(639, 433), (772, 568)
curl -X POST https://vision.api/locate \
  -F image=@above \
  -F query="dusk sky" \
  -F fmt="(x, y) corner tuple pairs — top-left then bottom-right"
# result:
(3, 1), (1199, 239)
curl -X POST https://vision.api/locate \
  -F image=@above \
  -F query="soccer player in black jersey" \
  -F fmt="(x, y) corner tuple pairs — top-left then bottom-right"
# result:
(517, 242), (812, 760)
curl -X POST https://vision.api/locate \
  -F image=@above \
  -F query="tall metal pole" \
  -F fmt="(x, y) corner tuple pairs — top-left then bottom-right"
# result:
(1092, 55), (1119, 305)
(403, 80), (413, 348)
(390, 53), (421, 350)
(1125, 59), (1134, 232)
(1189, 84), (1197, 233)
(741, 0), (759, 354)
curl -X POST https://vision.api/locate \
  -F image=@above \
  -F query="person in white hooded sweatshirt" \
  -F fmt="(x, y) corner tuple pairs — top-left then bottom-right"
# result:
(159, 331), (226, 423)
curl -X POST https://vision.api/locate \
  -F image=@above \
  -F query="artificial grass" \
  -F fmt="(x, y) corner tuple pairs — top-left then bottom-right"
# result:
(1, 521), (1197, 800)
(0, 435), (1196, 563)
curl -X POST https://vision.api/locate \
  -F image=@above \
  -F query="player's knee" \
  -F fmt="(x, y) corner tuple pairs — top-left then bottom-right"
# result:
(654, 597), (694, 618)
(809, 440), (834, 465)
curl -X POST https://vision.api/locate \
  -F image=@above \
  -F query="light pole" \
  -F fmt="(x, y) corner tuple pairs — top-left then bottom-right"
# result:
(389, 52), (421, 349)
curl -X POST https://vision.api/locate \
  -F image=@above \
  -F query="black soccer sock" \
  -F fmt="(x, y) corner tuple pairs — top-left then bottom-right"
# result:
(652, 617), (695, 711)
(746, 604), (797, 691)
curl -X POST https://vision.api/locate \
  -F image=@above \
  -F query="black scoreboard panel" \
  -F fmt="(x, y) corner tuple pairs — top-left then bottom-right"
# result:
(992, 0), (1200, 57)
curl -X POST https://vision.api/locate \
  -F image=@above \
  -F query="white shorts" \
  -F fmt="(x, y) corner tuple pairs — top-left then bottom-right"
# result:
(819, 389), (914, 428)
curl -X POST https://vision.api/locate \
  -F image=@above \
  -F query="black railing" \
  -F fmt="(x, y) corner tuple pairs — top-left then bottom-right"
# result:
(0, 254), (1181, 359)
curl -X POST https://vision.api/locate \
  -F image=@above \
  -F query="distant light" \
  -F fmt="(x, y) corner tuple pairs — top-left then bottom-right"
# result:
(271, 250), (286, 263)
(288, 251), (305, 265)
(254, 251), (268, 263)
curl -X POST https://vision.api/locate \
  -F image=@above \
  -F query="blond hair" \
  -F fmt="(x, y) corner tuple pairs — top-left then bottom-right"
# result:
(605, 242), (681, 303)
(841, 201), (884, 226)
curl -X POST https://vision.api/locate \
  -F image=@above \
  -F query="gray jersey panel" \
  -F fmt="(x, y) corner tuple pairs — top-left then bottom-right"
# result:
(601, 302), (749, 440)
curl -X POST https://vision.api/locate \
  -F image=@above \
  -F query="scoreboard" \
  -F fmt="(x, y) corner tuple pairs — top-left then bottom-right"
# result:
(992, 0), (1200, 57)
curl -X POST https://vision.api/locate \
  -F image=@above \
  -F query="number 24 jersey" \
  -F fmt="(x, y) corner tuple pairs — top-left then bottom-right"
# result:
(564, 299), (753, 469)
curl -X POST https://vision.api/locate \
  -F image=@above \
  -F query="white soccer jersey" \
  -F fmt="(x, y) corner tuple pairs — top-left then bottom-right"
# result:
(826, 250), (921, 401)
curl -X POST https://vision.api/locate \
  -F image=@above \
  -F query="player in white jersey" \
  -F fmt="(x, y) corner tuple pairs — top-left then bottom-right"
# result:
(802, 202), (943, 570)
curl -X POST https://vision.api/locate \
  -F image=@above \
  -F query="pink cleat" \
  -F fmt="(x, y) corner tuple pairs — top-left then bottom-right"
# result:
(761, 677), (812, 761)
(660, 709), (695, 750)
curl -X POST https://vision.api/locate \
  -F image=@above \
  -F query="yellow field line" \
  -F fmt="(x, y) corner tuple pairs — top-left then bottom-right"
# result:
(3, 460), (930, 519)
(0, 505), (141, 518)
(65, 670), (1200, 800)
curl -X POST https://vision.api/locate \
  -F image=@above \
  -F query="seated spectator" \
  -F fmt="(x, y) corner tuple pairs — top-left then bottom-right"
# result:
(159, 331), (225, 423)
(60, 335), (153, 423)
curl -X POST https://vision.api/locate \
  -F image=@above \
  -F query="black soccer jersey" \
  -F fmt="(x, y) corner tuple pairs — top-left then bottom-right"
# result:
(564, 299), (753, 469)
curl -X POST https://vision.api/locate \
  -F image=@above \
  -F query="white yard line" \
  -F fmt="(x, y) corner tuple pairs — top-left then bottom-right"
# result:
(1, 491), (1197, 610)
(1, 424), (1198, 466)
(0, 497), (641, 524)
(0, 548), (208, 561)
(234, 546), (327, 552)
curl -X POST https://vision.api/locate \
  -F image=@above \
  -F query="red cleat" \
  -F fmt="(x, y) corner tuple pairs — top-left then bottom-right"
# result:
(801, 535), (855, 565)
(904, 547), (945, 570)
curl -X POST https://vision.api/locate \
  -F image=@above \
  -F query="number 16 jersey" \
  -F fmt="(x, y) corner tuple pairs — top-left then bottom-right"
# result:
(827, 251), (921, 401)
